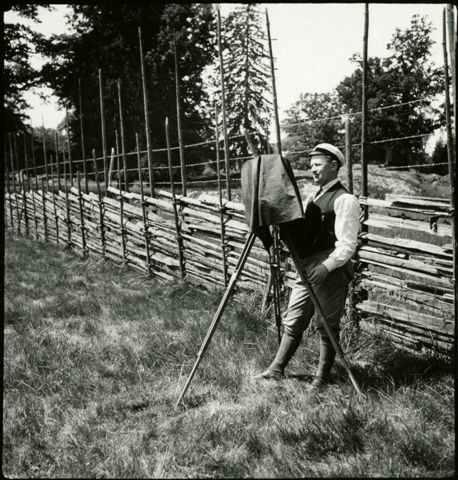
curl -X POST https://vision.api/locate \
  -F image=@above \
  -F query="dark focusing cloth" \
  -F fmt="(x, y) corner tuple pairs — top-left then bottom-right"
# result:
(240, 154), (321, 252)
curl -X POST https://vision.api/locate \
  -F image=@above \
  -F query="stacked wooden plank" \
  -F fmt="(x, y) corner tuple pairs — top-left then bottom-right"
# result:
(357, 195), (454, 356)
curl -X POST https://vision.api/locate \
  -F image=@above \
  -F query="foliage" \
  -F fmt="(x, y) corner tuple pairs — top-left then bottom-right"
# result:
(37, 3), (216, 177)
(3, 233), (454, 477)
(209, 4), (273, 157)
(429, 136), (449, 175)
(336, 14), (444, 166)
(282, 14), (445, 168)
(282, 92), (343, 166)
(3, 4), (50, 132)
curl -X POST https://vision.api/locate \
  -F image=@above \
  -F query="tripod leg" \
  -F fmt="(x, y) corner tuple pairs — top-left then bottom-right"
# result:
(261, 271), (273, 313)
(175, 232), (256, 408)
(271, 226), (282, 344)
(289, 247), (364, 397)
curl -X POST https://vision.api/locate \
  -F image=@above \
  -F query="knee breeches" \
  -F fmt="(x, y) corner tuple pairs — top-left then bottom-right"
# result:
(282, 253), (350, 340)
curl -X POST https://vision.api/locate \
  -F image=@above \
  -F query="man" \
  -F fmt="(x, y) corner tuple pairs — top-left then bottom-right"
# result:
(254, 143), (360, 390)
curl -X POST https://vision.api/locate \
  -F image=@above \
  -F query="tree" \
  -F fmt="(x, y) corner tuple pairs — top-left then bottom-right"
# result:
(3, 4), (50, 132)
(336, 14), (444, 166)
(282, 14), (445, 169)
(210, 4), (272, 157)
(282, 92), (343, 166)
(37, 3), (216, 178)
(430, 136), (449, 175)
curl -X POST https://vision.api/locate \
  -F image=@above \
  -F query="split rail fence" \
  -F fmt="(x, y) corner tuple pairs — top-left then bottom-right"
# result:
(4, 177), (455, 358)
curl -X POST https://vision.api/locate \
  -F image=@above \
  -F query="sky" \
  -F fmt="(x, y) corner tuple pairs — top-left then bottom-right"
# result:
(6, 3), (450, 133)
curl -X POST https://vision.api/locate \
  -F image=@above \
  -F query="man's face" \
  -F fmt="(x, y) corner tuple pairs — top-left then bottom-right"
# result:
(310, 154), (338, 186)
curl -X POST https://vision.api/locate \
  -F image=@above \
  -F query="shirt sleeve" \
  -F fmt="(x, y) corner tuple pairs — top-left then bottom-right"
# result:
(322, 193), (360, 272)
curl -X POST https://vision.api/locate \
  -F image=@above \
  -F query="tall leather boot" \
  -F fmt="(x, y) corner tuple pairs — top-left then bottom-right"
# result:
(254, 332), (301, 380)
(309, 334), (337, 390)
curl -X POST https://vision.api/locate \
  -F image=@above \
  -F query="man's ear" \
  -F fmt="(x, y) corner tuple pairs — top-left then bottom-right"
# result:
(331, 159), (340, 171)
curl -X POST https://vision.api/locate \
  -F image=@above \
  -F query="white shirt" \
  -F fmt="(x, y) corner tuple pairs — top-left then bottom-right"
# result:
(304, 178), (360, 272)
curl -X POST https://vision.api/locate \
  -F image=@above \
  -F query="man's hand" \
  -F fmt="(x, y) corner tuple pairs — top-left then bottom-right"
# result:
(307, 263), (329, 286)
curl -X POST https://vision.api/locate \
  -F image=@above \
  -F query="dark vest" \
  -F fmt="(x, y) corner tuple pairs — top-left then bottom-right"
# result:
(309, 181), (349, 255)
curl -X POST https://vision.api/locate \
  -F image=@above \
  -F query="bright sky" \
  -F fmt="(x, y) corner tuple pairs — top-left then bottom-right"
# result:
(6, 3), (449, 132)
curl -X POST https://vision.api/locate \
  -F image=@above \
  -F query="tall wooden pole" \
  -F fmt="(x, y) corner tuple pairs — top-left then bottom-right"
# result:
(136, 132), (152, 276)
(266, 9), (282, 157)
(215, 102), (228, 287)
(442, 8), (457, 329)
(41, 126), (49, 189)
(54, 131), (61, 191)
(50, 154), (59, 244)
(78, 78), (88, 193)
(8, 134), (20, 235)
(98, 68), (108, 187)
(41, 177), (48, 242)
(31, 129), (39, 239)
(216, 5), (231, 200)
(138, 26), (155, 197)
(92, 148), (106, 258)
(63, 160), (71, 247)
(446, 5), (456, 133)
(117, 78), (128, 191)
(5, 136), (14, 231)
(266, 9), (284, 342)
(174, 41), (187, 197)
(65, 109), (73, 187)
(21, 134), (30, 237)
(345, 115), (353, 193)
(165, 117), (186, 280)
(77, 171), (87, 255)
(361, 3), (369, 229)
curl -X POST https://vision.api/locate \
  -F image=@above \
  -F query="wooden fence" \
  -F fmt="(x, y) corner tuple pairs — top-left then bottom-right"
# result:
(4, 180), (455, 358)
(357, 194), (454, 356)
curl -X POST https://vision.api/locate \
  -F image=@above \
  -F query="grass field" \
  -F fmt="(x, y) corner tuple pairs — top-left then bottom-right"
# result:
(3, 233), (455, 478)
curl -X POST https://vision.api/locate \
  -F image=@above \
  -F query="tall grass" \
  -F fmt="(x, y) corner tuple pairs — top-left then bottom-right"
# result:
(3, 232), (454, 478)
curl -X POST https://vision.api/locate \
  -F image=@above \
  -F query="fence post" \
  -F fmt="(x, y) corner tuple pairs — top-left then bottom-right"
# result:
(446, 5), (456, 133)
(117, 79), (128, 192)
(63, 161), (72, 249)
(442, 7), (457, 330)
(136, 133), (152, 276)
(173, 41), (187, 197)
(5, 140), (14, 232)
(138, 26), (155, 198)
(214, 103), (228, 287)
(22, 133), (30, 237)
(41, 177), (48, 242)
(78, 78), (88, 193)
(50, 154), (59, 244)
(92, 148), (106, 258)
(345, 115), (353, 193)
(9, 133), (20, 235)
(77, 171), (87, 256)
(98, 68), (108, 188)
(65, 110), (73, 187)
(165, 118), (185, 280)
(216, 5), (231, 200)
(31, 130), (39, 239)
(117, 154), (127, 264)
(54, 131), (61, 191)
(361, 3), (369, 231)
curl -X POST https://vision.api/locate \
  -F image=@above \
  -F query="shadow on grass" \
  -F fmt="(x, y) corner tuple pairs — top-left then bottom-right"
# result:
(335, 335), (454, 392)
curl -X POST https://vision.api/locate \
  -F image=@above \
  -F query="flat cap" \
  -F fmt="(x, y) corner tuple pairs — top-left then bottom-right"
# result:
(310, 143), (345, 166)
